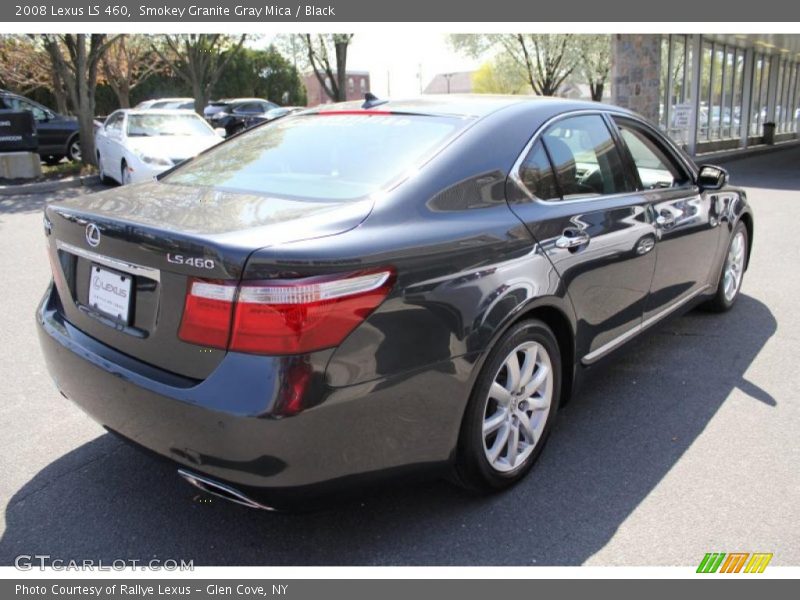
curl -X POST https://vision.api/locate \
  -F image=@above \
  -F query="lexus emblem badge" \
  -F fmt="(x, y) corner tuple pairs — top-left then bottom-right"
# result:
(85, 223), (101, 248)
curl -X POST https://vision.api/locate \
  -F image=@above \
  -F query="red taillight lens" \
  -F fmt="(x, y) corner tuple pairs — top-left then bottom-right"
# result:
(230, 269), (394, 354)
(178, 269), (394, 355)
(178, 279), (236, 349)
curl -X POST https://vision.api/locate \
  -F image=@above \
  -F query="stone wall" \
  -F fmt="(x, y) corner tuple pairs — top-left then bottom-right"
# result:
(611, 34), (662, 123)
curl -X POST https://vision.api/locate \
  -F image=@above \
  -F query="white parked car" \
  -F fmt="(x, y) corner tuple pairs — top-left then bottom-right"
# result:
(95, 109), (223, 185)
(135, 97), (195, 110)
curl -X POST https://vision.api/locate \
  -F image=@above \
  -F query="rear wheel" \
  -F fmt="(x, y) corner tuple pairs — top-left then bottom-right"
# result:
(67, 136), (81, 162)
(702, 221), (748, 312)
(454, 319), (561, 492)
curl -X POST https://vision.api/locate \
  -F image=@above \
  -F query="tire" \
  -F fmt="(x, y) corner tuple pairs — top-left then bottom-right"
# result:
(702, 221), (748, 313)
(66, 136), (81, 162)
(43, 155), (62, 166)
(453, 319), (561, 492)
(121, 160), (132, 186)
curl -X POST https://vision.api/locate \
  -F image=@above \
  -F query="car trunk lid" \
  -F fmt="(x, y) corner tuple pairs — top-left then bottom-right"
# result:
(44, 181), (372, 380)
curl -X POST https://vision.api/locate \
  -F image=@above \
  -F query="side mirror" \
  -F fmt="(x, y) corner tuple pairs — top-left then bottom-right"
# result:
(214, 127), (226, 137)
(697, 164), (728, 191)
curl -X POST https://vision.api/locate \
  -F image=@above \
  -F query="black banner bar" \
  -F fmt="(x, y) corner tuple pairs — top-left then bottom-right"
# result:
(2, 0), (800, 23)
(2, 579), (795, 600)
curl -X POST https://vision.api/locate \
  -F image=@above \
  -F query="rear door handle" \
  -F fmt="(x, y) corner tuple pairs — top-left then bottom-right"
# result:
(555, 229), (590, 249)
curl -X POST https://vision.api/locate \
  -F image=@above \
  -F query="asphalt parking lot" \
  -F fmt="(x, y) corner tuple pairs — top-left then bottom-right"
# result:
(0, 145), (798, 567)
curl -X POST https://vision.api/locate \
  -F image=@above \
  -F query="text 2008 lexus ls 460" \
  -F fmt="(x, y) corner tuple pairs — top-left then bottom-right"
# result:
(37, 96), (753, 509)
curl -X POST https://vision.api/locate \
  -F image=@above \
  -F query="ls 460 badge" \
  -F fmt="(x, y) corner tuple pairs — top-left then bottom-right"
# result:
(166, 254), (215, 269)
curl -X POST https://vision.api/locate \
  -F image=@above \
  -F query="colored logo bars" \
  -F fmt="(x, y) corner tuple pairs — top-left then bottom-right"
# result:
(697, 552), (773, 573)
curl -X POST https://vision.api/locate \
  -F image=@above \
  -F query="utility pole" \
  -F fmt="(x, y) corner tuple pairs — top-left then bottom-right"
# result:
(444, 73), (454, 94)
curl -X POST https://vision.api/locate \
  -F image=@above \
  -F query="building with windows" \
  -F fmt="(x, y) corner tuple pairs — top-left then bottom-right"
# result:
(612, 34), (800, 156)
(302, 70), (371, 106)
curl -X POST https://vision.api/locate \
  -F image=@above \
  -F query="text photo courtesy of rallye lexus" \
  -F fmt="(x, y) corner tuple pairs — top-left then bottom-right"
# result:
(36, 95), (753, 510)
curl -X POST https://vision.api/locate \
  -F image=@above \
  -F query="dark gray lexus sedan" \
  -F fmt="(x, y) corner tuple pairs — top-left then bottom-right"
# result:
(37, 96), (753, 509)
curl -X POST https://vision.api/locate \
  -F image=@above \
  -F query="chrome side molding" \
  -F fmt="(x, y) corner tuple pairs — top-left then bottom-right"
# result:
(582, 285), (711, 365)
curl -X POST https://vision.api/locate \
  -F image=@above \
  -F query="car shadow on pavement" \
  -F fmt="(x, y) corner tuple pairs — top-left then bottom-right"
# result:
(0, 294), (776, 566)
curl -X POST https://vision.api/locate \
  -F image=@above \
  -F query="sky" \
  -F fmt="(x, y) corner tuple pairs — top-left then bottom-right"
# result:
(346, 32), (481, 96)
(259, 32), (482, 97)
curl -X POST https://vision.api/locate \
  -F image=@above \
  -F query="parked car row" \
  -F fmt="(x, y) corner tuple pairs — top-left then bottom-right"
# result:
(0, 89), (296, 171)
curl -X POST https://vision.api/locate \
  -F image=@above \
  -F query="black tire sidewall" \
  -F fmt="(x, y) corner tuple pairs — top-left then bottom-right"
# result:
(67, 136), (80, 162)
(713, 221), (748, 311)
(457, 319), (561, 491)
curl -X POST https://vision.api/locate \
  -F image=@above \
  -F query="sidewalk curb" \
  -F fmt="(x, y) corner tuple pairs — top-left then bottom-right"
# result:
(0, 174), (101, 197)
(696, 139), (800, 165)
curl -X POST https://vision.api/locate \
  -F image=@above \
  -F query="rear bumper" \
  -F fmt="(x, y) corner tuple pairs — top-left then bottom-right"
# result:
(36, 284), (470, 502)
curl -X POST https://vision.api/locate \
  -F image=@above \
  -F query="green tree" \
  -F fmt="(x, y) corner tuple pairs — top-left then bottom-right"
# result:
(0, 35), (70, 114)
(472, 56), (528, 94)
(42, 34), (119, 166)
(101, 35), (168, 108)
(451, 34), (577, 96)
(211, 46), (306, 105)
(151, 34), (247, 113)
(577, 35), (612, 101)
(279, 34), (354, 102)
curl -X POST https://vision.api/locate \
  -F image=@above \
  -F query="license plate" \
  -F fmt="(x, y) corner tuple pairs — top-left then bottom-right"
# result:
(88, 265), (132, 323)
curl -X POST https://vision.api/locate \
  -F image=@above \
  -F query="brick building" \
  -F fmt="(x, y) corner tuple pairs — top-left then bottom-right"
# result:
(302, 71), (371, 106)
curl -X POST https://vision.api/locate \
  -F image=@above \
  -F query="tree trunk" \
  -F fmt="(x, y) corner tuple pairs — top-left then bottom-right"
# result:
(117, 82), (131, 108)
(591, 82), (604, 102)
(192, 79), (206, 115)
(49, 68), (69, 115)
(335, 41), (348, 101)
(76, 69), (97, 166)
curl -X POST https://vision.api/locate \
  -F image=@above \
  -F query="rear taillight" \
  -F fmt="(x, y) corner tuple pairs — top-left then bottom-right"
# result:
(178, 269), (394, 355)
(178, 280), (236, 349)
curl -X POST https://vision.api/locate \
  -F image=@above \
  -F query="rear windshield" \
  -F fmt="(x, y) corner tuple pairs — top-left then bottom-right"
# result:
(162, 113), (464, 200)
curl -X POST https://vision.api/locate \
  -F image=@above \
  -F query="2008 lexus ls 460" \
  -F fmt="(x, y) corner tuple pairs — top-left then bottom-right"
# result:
(37, 96), (753, 509)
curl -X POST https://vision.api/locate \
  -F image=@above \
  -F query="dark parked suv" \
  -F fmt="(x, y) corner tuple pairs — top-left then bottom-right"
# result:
(203, 98), (279, 136)
(0, 89), (80, 163)
(37, 96), (753, 509)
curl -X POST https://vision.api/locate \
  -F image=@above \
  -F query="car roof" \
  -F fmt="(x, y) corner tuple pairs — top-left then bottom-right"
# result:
(314, 94), (636, 120)
(213, 98), (271, 104)
(115, 108), (201, 116)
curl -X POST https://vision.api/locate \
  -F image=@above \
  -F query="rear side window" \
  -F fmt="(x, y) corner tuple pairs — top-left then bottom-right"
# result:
(164, 113), (464, 201)
(518, 140), (560, 200)
(541, 115), (632, 199)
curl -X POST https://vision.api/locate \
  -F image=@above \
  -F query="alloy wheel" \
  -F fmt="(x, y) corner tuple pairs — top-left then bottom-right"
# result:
(723, 231), (746, 302)
(482, 341), (553, 473)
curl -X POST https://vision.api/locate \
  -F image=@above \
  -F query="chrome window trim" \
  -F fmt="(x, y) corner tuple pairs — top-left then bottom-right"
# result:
(509, 108), (700, 207)
(56, 240), (161, 282)
(581, 284), (711, 365)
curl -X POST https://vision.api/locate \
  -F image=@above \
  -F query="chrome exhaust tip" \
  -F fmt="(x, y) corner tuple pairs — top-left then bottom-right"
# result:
(177, 468), (276, 511)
